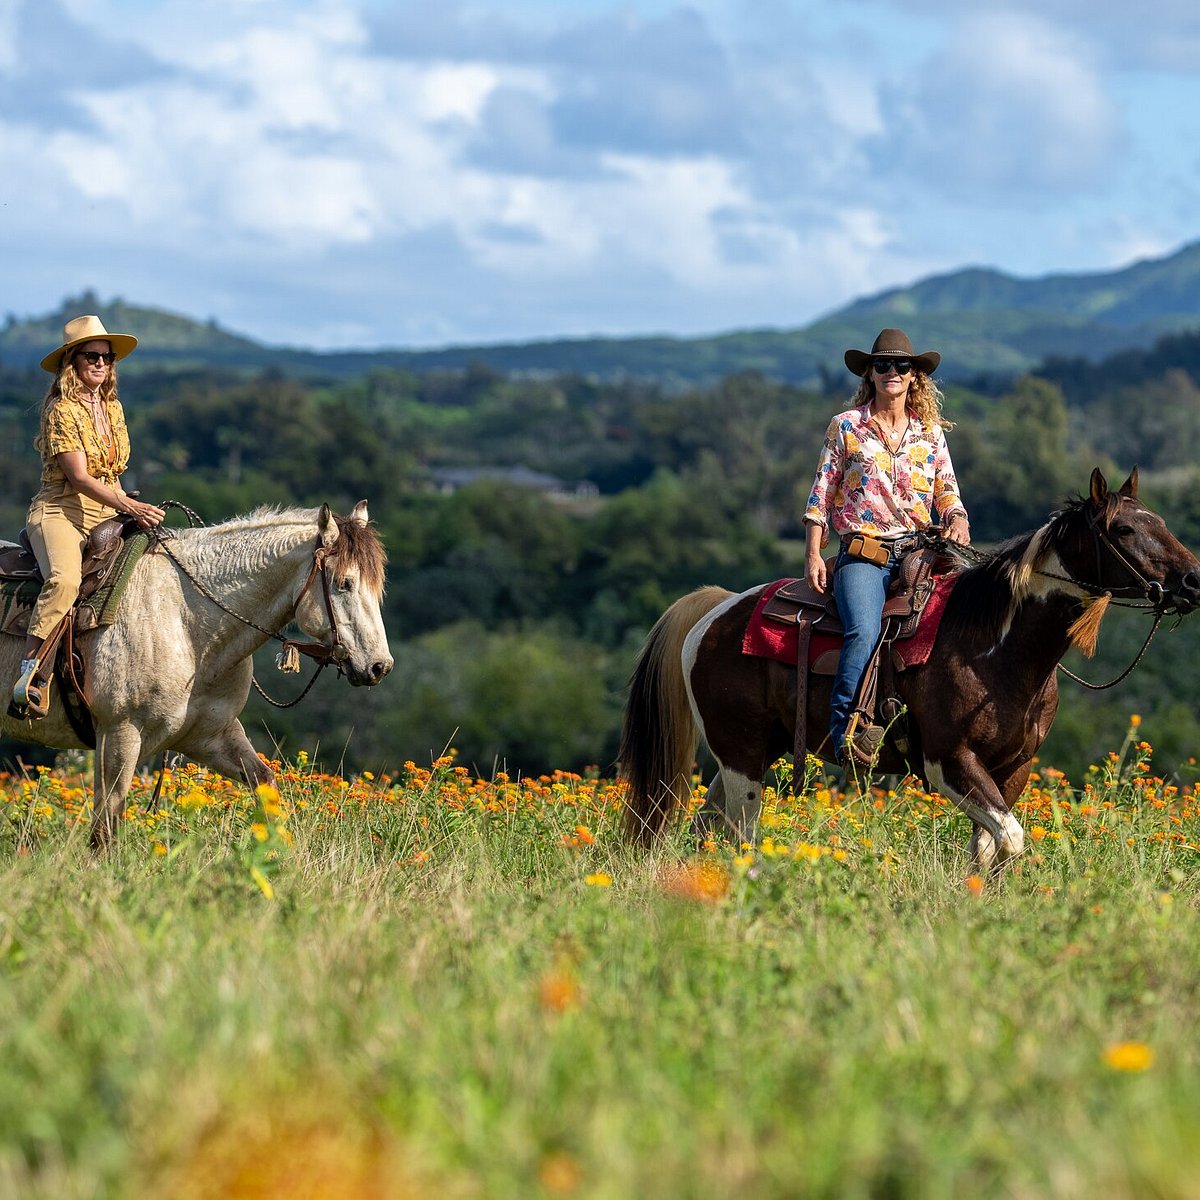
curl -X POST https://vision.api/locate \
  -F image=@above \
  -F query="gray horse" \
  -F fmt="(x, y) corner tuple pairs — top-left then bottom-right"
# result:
(2, 501), (392, 847)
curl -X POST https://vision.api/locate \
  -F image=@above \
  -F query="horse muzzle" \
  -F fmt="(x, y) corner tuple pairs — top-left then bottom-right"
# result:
(1173, 569), (1200, 614)
(346, 656), (394, 686)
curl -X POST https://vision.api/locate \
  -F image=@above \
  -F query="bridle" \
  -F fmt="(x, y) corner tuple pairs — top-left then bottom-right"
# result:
(1037, 501), (1188, 689)
(152, 510), (352, 708)
(1037, 502), (1177, 613)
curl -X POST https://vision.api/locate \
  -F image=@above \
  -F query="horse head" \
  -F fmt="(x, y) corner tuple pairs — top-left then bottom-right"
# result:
(1068, 467), (1200, 614)
(295, 500), (393, 685)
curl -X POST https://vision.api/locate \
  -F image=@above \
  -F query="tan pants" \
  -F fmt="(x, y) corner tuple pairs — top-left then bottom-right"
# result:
(26, 487), (116, 640)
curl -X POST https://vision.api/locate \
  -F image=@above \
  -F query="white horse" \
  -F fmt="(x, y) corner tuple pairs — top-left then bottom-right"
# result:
(1, 501), (393, 847)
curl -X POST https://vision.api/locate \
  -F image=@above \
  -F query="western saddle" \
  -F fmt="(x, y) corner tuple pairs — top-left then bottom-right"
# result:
(760, 541), (954, 775)
(0, 512), (142, 730)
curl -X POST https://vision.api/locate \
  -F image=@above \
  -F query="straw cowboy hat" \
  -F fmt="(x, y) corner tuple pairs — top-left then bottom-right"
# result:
(844, 328), (940, 377)
(40, 314), (138, 373)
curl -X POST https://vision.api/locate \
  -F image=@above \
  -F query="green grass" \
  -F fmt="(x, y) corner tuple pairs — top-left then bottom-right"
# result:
(2, 749), (1200, 1199)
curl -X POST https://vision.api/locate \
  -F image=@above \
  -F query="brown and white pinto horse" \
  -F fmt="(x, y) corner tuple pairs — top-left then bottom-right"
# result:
(620, 469), (1200, 873)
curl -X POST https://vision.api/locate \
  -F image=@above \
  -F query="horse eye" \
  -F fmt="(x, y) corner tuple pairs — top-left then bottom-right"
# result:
(339, 577), (355, 593)
(1114, 525), (1135, 538)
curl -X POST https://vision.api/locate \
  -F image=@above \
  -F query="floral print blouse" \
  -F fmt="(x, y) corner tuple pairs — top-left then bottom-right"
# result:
(804, 404), (967, 541)
(36, 395), (131, 490)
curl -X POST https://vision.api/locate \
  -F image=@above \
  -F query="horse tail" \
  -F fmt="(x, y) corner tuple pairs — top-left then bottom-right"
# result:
(619, 586), (734, 846)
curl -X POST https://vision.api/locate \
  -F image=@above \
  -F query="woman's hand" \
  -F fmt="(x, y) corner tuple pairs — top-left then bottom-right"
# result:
(806, 553), (827, 593)
(122, 497), (166, 529)
(945, 513), (971, 545)
(804, 520), (828, 592)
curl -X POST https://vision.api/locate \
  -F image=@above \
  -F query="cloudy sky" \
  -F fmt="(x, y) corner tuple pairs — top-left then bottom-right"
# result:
(3, 0), (1200, 349)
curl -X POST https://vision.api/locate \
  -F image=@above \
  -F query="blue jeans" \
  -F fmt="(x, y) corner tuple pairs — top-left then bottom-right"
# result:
(829, 546), (899, 752)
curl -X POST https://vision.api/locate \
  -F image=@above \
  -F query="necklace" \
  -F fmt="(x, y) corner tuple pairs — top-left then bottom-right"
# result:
(83, 391), (114, 449)
(872, 412), (908, 454)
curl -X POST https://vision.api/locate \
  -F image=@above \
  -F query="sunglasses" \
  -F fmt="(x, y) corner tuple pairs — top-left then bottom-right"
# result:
(872, 358), (912, 376)
(76, 350), (116, 366)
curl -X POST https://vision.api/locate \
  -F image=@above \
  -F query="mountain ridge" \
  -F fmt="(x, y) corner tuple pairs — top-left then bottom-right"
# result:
(6, 241), (1200, 385)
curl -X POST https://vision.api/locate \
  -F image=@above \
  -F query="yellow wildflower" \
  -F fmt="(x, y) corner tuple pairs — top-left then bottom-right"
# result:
(1103, 1042), (1154, 1072)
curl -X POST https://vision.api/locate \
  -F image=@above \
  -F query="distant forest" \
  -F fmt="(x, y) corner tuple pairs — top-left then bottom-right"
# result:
(2, 329), (1200, 782)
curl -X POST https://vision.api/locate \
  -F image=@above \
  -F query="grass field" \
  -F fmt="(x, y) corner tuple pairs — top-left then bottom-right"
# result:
(3, 724), (1200, 1199)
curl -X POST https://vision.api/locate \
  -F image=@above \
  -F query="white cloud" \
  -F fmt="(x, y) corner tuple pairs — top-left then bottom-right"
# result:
(894, 11), (1120, 195)
(2, 0), (1198, 347)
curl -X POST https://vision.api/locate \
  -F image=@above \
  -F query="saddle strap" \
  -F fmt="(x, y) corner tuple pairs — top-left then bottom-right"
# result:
(792, 617), (812, 794)
(848, 618), (895, 736)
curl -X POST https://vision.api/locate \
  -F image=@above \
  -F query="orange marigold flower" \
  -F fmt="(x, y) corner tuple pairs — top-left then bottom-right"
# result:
(539, 1151), (583, 1193)
(660, 861), (731, 903)
(965, 874), (985, 896)
(539, 971), (582, 1014)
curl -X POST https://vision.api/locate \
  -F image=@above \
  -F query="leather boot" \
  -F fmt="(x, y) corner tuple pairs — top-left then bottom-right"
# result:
(842, 723), (885, 769)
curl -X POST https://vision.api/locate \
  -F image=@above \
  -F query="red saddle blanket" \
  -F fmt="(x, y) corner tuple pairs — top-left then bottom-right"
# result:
(741, 574), (957, 670)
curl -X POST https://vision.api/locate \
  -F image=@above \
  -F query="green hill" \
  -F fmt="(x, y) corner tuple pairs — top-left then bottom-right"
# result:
(7, 241), (1200, 384)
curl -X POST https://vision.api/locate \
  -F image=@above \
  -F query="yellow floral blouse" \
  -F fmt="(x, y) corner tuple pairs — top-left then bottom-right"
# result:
(36, 396), (131, 490)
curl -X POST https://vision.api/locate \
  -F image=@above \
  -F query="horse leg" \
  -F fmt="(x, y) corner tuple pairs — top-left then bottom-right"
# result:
(965, 758), (1036, 871)
(92, 724), (142, 850)
(924, 752), (1025, 877)
(692, 770), (726, 842)
(690, 763), (763, 846)
(177, 719), (277, 791)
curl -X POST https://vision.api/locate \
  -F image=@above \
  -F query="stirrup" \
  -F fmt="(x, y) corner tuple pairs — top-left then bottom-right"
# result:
(12, 659), (50, 719)
(842, 722), (885, 769)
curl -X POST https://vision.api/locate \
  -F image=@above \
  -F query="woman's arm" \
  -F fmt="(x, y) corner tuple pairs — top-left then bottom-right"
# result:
(930, 429), (970, 545)
(805, 520), (828, 593)
(56, 452), (165, 529)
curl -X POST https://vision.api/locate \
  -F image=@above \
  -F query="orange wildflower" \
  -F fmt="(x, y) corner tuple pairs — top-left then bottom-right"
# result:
(660, 861), (731, 903)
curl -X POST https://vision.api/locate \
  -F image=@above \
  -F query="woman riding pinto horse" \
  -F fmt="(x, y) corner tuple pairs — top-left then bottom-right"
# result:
(804, 328), (970, 769)
(620, 468), (1200, 875)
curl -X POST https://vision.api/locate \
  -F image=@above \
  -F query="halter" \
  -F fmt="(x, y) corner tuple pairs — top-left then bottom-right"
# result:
(152, 515), (351, 707)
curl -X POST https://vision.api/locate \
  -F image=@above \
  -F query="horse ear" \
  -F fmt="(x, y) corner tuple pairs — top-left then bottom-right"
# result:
(1089, 468), (1109, 507)
(1118, 466), (1139, 500)
(318, 503), (339, 548)
(351, 500), (369, 526)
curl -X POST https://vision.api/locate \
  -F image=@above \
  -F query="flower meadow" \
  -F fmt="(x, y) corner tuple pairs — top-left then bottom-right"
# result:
(4, 721), (1200, 1198)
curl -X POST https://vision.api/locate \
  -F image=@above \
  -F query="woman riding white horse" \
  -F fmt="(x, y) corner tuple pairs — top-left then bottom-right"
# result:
(1, 501), (393, 847)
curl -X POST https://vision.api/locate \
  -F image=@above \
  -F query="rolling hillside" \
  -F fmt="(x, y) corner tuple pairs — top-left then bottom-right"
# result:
(6, 241), (1200, 385)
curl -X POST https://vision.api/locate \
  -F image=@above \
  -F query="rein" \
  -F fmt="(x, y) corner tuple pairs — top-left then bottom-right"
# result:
(151, 504), (349, 707)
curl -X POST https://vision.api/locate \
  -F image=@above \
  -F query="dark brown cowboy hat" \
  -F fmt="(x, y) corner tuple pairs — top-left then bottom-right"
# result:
(844, 328), (940, 377)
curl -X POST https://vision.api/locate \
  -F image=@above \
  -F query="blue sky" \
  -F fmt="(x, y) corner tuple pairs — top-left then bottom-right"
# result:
(3, 0), (1200, 349)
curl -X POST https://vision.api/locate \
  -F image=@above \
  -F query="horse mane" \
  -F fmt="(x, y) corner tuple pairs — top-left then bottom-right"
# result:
(939, 493), (1115, 646)
(180, 505), (388, 598)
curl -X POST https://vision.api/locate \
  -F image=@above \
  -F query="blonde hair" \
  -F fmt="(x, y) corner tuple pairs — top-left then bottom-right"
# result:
(40, 356), (119, 421)
(851, 370), (954, 431)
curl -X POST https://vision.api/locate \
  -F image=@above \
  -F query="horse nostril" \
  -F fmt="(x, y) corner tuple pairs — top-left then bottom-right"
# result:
(1185, 570), (1200, 599)
(369, 660), (392, 682)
